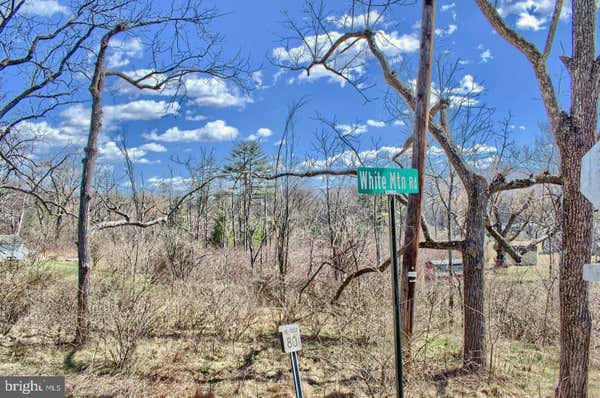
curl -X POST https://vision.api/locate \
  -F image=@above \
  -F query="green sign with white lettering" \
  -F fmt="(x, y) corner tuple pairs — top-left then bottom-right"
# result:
(356, 167), (419, 195)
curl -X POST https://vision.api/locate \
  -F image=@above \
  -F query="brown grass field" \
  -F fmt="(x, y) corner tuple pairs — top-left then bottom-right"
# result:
(1, 246), (599, 397)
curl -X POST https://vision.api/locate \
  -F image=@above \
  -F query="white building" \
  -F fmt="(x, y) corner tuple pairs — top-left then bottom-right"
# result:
(0, 235), (28, 261)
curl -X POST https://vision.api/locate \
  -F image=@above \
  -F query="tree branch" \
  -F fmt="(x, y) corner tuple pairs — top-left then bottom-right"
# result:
(543, 0), (563, 60)
(258, 168), (357, 180)
(485, 218), (523, 263)
(332, 238), (465, 303)
(474, 0), (564, 132)
(489, 172), (562, 193)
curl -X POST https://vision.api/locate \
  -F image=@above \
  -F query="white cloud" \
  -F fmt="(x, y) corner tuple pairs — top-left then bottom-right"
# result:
(497, 0), (571, 21)
(256, 128), (273, 138)
(428, 146), (445, 156)
(20, 0), (69, 16)
(393, 120), (406, 126)
(114, 72), (251, 109)
(273, 28), (419, 86)
(441, 3), (456, 11)
(464, 143), (497, 155)
(454, 74), (484, 95)
(302, 145), (407, 169)
(296, 63), (362, 87)
(15, 121), (76, 147)
(443, 74), (484, 107)
(59, 100), (179, 136)
(516, 12), (546, 31)
(148, 176), (191, 191)
(184, 111), (207, 121)
(480, 49), (493, 63)
(97, 141), (123, 162)
(426, 74), (485, 108)
(107, 37), (143, 68)
(144, 120), (239, 143)
(326, 10), (383, 29)
(367, 119), (386, 128)
(138, 142), (167, 152)
(252, 71), (264, 88)
(435, 24), (458, 37)
(107, 100), (179, 122)
(336, 123), (368, 135)
(374, 30), (420, 57)
(14, 112), (169, 164)
(97, 140), (167, 164)
(247, 127), (273, 141)
(186, 77), (253, 108)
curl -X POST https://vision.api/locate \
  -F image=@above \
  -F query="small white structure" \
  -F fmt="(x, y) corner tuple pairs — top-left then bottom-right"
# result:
(0, 235), (28, 261)
(581, 141), (600, 209)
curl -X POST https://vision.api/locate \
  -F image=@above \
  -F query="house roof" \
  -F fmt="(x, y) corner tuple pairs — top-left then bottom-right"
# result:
(0, 234), (25, 246)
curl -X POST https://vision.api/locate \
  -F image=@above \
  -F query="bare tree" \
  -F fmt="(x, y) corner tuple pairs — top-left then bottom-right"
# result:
(275, 0), (562, 370)
(0, 0), (96, 148)
(475, 1), (597, 394)
(74, 0), (249, 344)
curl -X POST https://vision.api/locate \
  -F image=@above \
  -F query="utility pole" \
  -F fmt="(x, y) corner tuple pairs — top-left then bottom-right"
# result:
(400, 0), (436, 356)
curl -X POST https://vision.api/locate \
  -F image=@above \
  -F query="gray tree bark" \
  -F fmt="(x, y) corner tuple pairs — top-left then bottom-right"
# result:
(75, 24), (125, 345)
(475, 0), (597, 394)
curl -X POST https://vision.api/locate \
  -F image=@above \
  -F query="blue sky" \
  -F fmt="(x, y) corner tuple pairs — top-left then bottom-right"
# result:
(16, 0), (589, 189)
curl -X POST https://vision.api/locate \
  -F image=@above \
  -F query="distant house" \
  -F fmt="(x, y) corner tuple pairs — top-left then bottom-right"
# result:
(0, 235), (28, 261)
(424, 259), (463, 281)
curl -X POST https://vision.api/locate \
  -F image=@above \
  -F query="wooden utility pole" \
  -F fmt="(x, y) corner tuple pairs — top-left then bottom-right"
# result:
(400, 0), (436, 354)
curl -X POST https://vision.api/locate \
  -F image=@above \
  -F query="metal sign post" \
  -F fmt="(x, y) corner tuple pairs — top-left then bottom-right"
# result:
(388, 195), (404, 398)
(357, 166), (419, 398)
(278, 323), (304, 398)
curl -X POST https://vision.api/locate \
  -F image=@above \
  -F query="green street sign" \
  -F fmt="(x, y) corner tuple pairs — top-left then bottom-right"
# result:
(357, 167), (419, 195)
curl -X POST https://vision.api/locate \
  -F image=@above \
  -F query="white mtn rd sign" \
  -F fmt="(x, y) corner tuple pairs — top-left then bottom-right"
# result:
(581, 141), (600, 209)
(357, 167), (419, 195)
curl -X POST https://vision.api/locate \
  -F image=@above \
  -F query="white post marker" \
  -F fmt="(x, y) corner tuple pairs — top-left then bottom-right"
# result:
(583, 264), (600, 282)
(580, 141), (600, 209)
(278, 323), (304, 398)
(581, 142), (600, 283)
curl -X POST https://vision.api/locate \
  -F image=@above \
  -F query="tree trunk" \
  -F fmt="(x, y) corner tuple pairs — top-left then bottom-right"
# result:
(400, 0), (435, 354)
(555, 3), (596, 395)
(494, 244), (506, 268)
(447, 167), (454, 323)
(462, 176), (488, 371)
(75, 27), (123, 345)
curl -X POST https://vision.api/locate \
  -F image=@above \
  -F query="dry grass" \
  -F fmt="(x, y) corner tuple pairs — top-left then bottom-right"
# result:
(0, 240), (599, 398)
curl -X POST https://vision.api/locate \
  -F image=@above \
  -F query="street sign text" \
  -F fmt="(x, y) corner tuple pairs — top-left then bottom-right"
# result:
(357, 167), (419, 195)
(279, 323), (302, 353)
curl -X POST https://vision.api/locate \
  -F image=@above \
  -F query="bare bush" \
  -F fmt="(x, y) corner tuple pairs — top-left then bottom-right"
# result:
(208, 283), (260, 342)
(0, 263), (50, 336)
(22, 281), (76, 345)
(158, 280), (213, 336)
(487, 275), (559, 347)
(93, 278), (163, 372)
(152, 231), (206, 282)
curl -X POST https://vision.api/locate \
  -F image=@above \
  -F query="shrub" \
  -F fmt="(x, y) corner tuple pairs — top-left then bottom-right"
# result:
(0, 263), (50, 336)
(93, 278), (163, 372)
